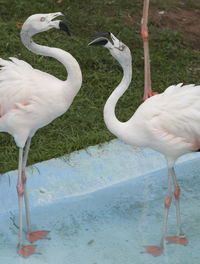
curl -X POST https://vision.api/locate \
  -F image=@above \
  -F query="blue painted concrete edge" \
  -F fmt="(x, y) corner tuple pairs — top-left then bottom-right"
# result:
(1, 139), (200, 214)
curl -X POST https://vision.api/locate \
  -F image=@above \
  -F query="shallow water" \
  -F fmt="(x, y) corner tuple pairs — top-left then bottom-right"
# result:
(0, 158), (199, 264)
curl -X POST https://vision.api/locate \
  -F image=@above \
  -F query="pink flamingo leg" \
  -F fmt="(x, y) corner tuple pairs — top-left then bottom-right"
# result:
(144, 166), (187, 257)
(141, 0), (158, 101)
(17, 147), (36, 258)
(22, 169), (50, 243)
(144, 194), (172, 256)
(17, 139), (50, 258)
(21, 137), (32, 234)
(144, 166), (173, 256)
(21, 137), (50, 244)
(165, 168), (187, 245)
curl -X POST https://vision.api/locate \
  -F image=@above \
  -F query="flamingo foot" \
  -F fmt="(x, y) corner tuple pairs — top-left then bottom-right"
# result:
(152, 91), (159, 96)
(144, 245), (163, 257)
(143, 91), (158, 101)
(18, 244), (36, 258)
(27, 230), (50, 243)
(165, 236), (188, 245)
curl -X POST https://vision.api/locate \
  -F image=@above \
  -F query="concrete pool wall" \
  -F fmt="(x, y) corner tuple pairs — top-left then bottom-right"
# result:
(1, 139), (200, 214)
(1, 139), (200, 264)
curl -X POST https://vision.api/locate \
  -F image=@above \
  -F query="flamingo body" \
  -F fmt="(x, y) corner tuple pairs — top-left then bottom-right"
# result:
(124, 83), (200, 161)
(0, 56), (78, 147)
(0, 12), (82, 257)
(89, 32), (198, 255)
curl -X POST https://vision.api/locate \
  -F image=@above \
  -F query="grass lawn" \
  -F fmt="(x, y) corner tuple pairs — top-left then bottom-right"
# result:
(0, 0), (199, 173)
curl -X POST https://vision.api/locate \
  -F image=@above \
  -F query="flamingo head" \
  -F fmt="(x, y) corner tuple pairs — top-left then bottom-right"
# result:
(88, 32), (132, 67)
(21, 12), (71, 37)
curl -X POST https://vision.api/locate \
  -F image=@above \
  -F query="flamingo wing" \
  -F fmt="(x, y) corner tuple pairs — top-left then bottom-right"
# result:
(0, 57), (59, 116)
(136, 84), (200, 153)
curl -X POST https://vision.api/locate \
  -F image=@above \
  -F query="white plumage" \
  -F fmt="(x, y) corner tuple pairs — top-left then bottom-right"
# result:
(0, 51), (81, 148)
(0, 56), (69, 147)
(0, 12), (82, 258)
(131, 83), (200, 159)
(89, 32), (199, 256)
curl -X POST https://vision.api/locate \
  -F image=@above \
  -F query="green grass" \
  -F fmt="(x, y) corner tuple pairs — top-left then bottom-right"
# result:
(0, 0), (200, 173)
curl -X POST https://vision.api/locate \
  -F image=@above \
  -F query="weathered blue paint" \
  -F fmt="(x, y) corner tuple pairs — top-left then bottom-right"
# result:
(1, 139), (199, 213)
(0, 139), (200, 263)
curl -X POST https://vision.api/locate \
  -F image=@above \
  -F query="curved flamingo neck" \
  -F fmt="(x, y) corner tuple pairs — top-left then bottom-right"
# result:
(103, 61), (132, 138)
(20, 31), (82, 95)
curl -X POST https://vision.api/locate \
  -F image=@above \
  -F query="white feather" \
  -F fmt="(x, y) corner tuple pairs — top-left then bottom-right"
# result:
(0, 14), (82, 148)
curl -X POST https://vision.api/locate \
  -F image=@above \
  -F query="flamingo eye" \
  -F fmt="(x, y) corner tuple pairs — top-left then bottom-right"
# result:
(40, 17), (45, 22)
(119, 45), (125, 51)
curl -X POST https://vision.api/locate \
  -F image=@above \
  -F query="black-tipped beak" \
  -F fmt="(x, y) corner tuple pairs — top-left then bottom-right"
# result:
(60, 12), (73, 25)
(88, 37), (108, 46)
(59, 21), (71, 36)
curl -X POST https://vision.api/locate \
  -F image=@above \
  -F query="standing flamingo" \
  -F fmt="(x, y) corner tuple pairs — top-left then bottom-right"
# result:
(89, 32), (200, 256)
(0, 12), (82, 257)
(141, 0), (158, 100)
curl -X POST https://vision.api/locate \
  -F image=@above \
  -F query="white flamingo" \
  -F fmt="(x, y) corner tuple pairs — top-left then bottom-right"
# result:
(0, 12), (82, 257)
(89, 32), (200, 256)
